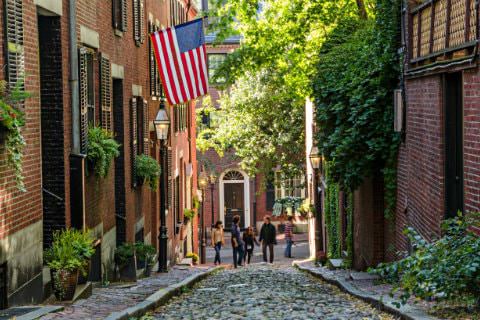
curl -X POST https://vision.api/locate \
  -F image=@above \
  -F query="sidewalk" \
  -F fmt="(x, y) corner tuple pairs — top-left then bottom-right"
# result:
(294, 260), (439, 320)
(40, 265), (215, 320)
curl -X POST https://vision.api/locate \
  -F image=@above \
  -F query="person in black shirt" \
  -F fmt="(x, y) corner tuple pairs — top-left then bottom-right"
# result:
(243, 226), (259, 264)
(259, 216), (277, 263)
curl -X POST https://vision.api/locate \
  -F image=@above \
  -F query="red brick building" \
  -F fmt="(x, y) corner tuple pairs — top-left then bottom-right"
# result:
(0, 0), (199, 308)
(395, 0), (480, 252)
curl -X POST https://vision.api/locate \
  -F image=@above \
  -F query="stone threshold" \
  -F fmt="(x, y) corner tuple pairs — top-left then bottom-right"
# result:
(105, 266), (224, 320)
(1, 305), (64, 320)
(293, 259), (440, 320)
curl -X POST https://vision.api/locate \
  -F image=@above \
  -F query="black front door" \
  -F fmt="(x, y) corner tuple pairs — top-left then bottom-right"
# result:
(224, 183), (245, 230)
(0, 263), (7, 309)
(444, 72), (464, 218)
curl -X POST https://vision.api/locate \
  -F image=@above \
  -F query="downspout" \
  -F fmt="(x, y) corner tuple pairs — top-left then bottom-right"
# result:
(69, 0), (80, 153)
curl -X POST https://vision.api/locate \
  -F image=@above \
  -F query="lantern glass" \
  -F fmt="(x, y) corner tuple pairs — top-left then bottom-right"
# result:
(154, 108), (170, 141)
(199, 171), (208, 189)
(309, 146), (321, 170)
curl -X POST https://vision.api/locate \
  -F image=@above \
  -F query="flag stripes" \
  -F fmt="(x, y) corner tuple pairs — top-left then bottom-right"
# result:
(150, 19), (208, 105)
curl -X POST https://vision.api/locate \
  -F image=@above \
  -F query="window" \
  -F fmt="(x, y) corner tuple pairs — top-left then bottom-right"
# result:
(207, 54), (226, 83)
(79, 47), (96, 153)
(133, 0), (145, 46)
(4, 0), (25, 89)
(149, 20), (163, 98)
(174, 104), (187, 132)
(112, 0), (127, 32)
(274, 171), (305, 199)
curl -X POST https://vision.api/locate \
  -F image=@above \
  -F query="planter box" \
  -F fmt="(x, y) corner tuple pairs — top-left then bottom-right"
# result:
(118, 256), (137, 282)
(51, 269), (79, 301)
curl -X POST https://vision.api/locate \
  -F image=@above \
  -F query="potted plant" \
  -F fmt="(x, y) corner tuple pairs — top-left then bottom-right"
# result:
(135, 154), (161, 190)
(86, 126), (120, 178)
(143, 252), (156, 277)
(183, 208), (196, 223)
(72, 230), (95, 284)
(44, 229), (92, 301)
(115, 243), (137, 282)
(0, 79), (29, 191)
(185, 252), (199, 265)
(134, 242), (156, 269)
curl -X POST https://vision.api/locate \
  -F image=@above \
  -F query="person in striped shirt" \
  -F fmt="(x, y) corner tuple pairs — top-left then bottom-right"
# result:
(284, 216), (295, 258)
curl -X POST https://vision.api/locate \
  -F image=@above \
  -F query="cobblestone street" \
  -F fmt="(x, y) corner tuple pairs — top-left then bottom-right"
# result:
(152, 263), (396, 320)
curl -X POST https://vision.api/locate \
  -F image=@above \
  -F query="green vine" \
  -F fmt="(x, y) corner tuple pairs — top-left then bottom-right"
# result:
(312, 1), (401, 219)
(0, 80), (29, 192)
(324, 163), (341, 259)
(344, 190), (354, 268)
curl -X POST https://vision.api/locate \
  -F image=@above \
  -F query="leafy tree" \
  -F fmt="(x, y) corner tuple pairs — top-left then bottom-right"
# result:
(197, 69), (305, 180)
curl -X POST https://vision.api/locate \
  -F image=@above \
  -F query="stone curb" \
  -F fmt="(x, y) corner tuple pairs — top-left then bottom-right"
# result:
(104, 266), (224, 320)
(13, 305), (64, 320)
(293, 261), (440, 320)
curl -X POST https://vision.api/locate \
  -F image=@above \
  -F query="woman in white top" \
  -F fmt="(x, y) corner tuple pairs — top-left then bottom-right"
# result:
(211, 221), (225, 265)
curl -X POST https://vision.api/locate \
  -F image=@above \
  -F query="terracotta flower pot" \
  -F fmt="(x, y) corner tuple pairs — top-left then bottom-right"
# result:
(51, 269), (79, 301)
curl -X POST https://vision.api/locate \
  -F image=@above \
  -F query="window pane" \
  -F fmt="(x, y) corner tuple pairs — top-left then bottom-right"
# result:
(208, 54), (226, 83)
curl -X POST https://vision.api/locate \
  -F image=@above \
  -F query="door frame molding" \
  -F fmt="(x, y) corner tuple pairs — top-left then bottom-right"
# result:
(219, 169), (250, 228)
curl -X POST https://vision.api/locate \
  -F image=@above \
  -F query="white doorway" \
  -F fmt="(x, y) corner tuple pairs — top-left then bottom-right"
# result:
(219, 170), (250, 229)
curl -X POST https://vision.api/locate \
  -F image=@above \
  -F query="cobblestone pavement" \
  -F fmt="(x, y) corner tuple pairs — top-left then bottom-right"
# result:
(40, 266), (213, 320)
(152, 263), (397, 320)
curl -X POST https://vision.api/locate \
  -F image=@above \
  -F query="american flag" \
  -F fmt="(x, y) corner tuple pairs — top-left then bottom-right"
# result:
(150, 18), (209, 105)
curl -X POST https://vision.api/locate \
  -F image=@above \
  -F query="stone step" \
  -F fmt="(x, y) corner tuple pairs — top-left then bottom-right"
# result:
(177, 258), (193, 266)
(327, 258), (344, 270)
(349, 271), (380, 281)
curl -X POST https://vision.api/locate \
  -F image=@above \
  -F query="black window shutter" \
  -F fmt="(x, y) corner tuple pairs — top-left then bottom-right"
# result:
(131, 97), (138, 187)
(100, 54), (112, 131)
(4, 0), (25, 89)
(79, 48), (89, 154)
(142, 99), (149, 155)
(121, 0), (127, 31)
(133, 0), (144, 45)
(168, 148), (173, 209)
(149, 21), (156, 97)
(266, 180), (275, 211)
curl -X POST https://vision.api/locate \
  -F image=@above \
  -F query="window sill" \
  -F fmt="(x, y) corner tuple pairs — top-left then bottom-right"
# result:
(114, 29), (124, 37)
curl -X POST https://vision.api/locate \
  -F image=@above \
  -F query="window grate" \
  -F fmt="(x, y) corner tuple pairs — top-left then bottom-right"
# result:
(79, 48), (89, 154)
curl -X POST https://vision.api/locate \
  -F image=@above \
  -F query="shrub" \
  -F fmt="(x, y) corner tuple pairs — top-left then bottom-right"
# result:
(135, 154), (161, 190)
(44, 229), (94, 275)
(370, 212), (480, 307)
(87, 126), (121, 178)
(134, 242), (156, 264)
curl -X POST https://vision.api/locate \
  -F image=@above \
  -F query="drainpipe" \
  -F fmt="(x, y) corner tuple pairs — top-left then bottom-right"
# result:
(69, 0), (80, 154)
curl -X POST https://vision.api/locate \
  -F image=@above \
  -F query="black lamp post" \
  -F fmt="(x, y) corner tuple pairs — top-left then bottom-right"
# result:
(209, 173), (217, 228)
(154, 104), (170, 273)
(198, 171), (208, 264)
(309, 146), (324, 263)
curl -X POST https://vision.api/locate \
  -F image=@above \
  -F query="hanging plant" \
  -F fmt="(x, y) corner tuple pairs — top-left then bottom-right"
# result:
(86, 126), (120, 178)
(135, 154), (161, 190)
(0, 80), (30, 192)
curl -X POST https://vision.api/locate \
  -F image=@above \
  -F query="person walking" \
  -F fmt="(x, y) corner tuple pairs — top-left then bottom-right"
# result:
(211, 221), (225, 265)
(231, 215), (244, 268)
(284, 216), (295, 258)
(259, 216), (277, 263)
(243, 226), (259, 264)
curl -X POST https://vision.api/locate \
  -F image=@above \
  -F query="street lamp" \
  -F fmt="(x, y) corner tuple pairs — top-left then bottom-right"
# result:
(198, 171), (208, 264)
(209, 173), (217, 229)
(309, 146), (325, 264)
(154, 104), (170, 273)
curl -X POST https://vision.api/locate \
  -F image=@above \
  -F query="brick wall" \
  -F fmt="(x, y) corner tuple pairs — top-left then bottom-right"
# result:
(396, 75), (445, 252)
